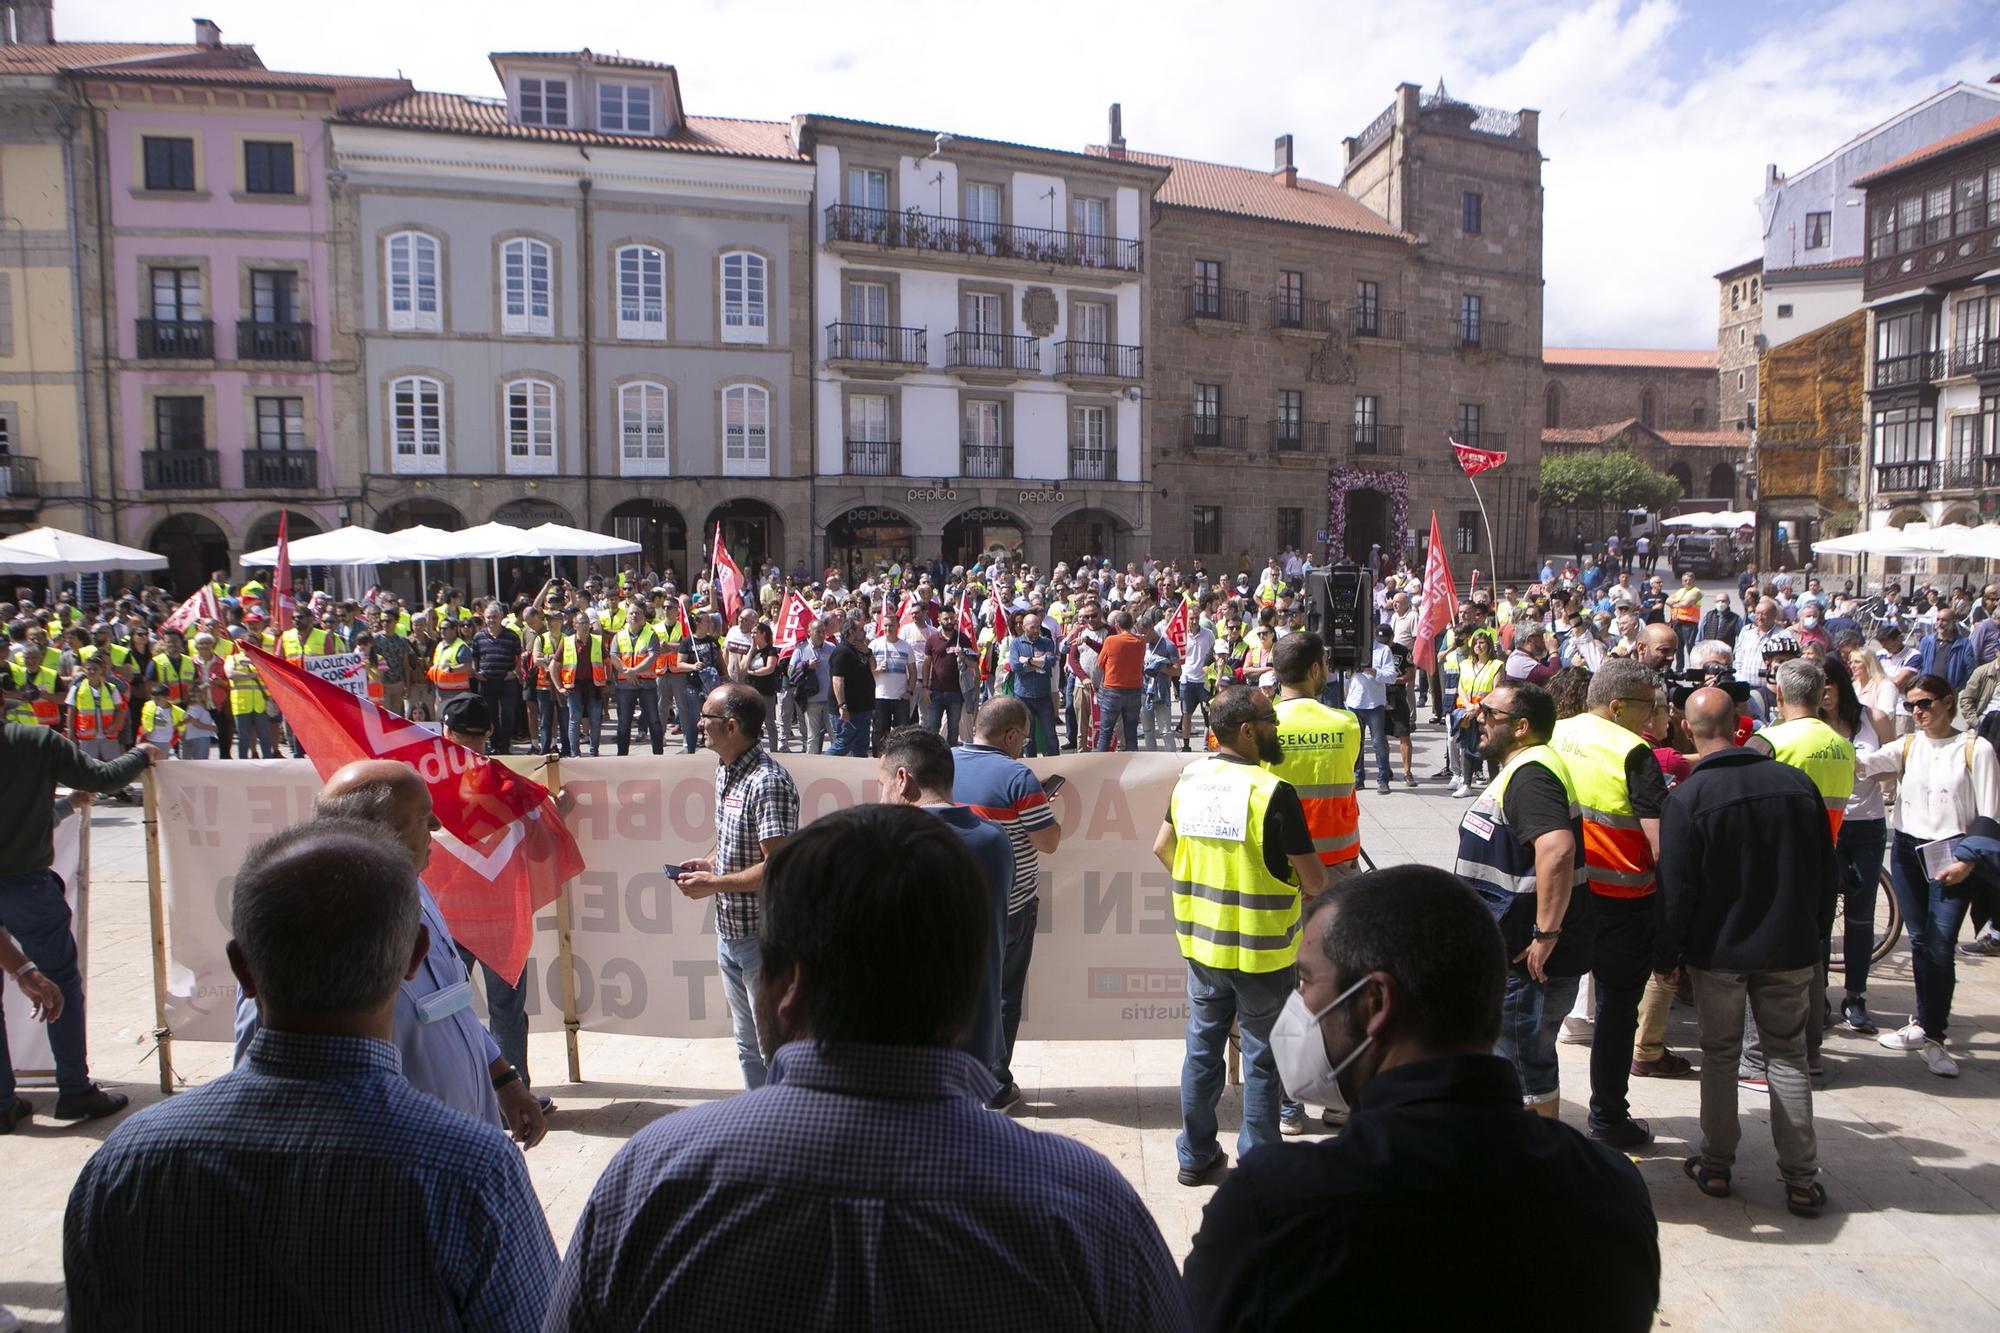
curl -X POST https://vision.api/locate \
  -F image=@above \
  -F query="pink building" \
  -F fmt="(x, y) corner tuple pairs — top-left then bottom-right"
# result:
(75, 33), (407, 589)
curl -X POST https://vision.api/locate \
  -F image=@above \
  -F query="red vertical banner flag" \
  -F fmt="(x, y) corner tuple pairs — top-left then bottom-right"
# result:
(774, 589), (815, 657)
(1411, 511), (1458, 674)
(271, 510), (295, 634)
(243, 642), (582, 986)
(957, 584), (977, 635)
(710, 525), (744, 621)
(1162, 597), (1189, 653)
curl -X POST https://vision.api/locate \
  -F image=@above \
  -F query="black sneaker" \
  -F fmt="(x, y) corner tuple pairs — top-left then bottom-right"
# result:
(1588, 1117), (1654, 1151)
(984, 1081), (1022, 1113)
(1177, 1150), (1228, 1187)
(0, 1096), (31, 1134)
(53, 1086), (129, 1122)
(1841, 997), (1878, 1035)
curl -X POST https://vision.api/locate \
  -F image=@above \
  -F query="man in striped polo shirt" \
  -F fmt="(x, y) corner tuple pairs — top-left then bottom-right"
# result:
(952, 695), (1063, 1112)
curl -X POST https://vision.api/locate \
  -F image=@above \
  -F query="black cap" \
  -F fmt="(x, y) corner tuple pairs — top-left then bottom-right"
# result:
(440, 693), (491, 735)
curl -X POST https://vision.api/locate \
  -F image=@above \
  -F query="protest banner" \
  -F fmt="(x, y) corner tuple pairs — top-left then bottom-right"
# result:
(149, 753), (1197, 1083)
(2, 802), (86, 1081)
(303, 652), (368, 699)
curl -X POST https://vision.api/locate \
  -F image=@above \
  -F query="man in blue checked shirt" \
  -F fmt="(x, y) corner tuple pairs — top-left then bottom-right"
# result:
(65, 819), (557, 1331)
(546, 804), (1190, 1331)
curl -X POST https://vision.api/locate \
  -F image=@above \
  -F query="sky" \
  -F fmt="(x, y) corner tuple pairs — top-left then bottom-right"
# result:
(70, 0), (2000, 349)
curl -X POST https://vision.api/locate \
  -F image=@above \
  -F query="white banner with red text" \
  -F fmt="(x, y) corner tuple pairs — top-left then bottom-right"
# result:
(151, 754), (1201, 1047)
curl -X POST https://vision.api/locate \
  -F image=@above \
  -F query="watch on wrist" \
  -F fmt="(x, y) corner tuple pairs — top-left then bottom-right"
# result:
(491, 1065), (522, 1092)
(1530, 927), (1562, 942)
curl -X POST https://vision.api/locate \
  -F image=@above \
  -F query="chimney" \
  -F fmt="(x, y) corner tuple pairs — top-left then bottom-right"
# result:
(1107, 102), (1126, 159)
(12, 1), (54, 45)
(193, 17), (221, 49)
(1273, 133), (1296, 188)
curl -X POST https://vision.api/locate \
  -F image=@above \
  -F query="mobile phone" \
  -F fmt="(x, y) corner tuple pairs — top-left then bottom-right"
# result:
(1041, 774), (1067, 799)
(660, 863), (686, 880)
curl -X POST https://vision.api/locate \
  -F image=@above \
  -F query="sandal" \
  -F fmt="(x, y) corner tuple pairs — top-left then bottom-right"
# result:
(1683, 1156), (1731, 1198)
(1785, 1179), (1827, 1219)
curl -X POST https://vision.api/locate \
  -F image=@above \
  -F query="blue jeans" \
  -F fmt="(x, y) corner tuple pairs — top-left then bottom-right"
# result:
(997, 900), (1037, 1084)
(456, 944), (529, 1083)
(1498, 965), (1582, 1104)
(234, 711), (277, 758)
(1351, 705), (1391, 785)
(717, 934), (767, 1089)
(922, 691), (964, 741)
(1178, 959), (1294, 1170)
(1889, 830), (1972, 1041)
(0, 869), (91, 1098)
(827, 706), (873, 756)
(1019, 693), (1060, 757)
(566, 689), (604, 757)
(1836, 818), (1887, 997)
(614, 684), (662, 755)
(676, 679), (706, 754)
(1095, 686), (1141, 752)
(535, 685), (565, 754)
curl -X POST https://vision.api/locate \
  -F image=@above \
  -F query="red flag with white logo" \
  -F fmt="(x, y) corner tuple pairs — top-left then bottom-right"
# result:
(1412, 511), (1458, 674)
(243, 642), (582, 987)
(1162, 597), (1189, 653)
(271, 511), (294, 634)
(775, 590), (814, 658)
(162, 585), (222, 634)
(710, 525), (744, 621)
(1450, 438), (1508, 478)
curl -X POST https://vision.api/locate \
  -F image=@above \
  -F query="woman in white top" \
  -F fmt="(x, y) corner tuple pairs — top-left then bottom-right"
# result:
(1820, 658), (1894, 1035)
(1845, 639), (1905, 735)
(1857, 671), (2000, 1077)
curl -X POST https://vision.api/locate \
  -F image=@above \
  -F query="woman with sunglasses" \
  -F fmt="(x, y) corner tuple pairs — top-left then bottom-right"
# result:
(1857, 673), (2000, 1076)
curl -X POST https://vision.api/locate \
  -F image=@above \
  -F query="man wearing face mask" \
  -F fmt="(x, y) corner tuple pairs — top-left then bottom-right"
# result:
(1154, 687), (1328, 1186)
(1182, 865), (1659, 1330)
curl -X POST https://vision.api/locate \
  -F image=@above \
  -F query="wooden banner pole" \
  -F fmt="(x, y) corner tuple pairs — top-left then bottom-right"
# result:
(141, 768), (174, 1095)
(548, 757), (584, 1084)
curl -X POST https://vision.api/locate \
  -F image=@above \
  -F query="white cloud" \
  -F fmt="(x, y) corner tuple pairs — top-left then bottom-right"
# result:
(67, 0), (2000, 348)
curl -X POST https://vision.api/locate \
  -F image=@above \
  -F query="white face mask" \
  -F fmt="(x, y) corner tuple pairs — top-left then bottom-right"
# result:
(1271, 974), (1374, 1110)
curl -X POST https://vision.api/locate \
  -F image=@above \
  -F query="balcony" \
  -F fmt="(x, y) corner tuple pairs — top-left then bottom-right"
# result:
(1349, 305), (1405, 340)
(1184, 284), (1249, 323)
(136, 318), (212, 360)
(236, 320), (312, 361)
(141, 449), (219, 490)
(1182, 414), (1248, 449)
(822, 203), (1141, 274)
(1068, 446), (1110, 482)
(1268, 419), (1329, 452)
(1268, 296), (1332, 334)
(1988, 456), (2000, 488)
(959, 440), (1014, 479)
(242, 449), (317, 489)
(0, 453), (37, 499)
(1875, 461), (1935, 493)
(1457, 320), (1508, 355)
(1873, 350), (1945, 390)
(944, 331), (1038, 383)
(843, 438), (901, 477)
(1948, 341), (2000, 377)
(1349, 424), (1405, 457)
(826, 322), (926, 376)
(1053, 340), (1142, 382)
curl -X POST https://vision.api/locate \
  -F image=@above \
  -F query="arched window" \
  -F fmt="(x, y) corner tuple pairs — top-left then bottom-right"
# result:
(503, 377), (557, 473)
(1639, 387), (1657, 429)
(615, 244), (665, 340)
(389, 374), (445, 473)
(720, 250), (767, 344)
(386, 231), (441, 332)
(501, 237), (553, 335)
(619, 381), (669, 476)
(722, 383), (770, 476)
(1543, 381), (1561, 429)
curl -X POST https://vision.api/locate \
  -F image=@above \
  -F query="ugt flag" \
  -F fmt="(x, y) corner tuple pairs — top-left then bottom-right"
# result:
(271, 510), (295, 634)
(1412, 511), (1458, 674)
(242, 642), (582, 986)
(1450, 438), (1508, 478)
(161, 585), (223, 634)
(710, 525), (744, 621)
(774, 589), (815, 658)
(1161, 597), (1189, 653)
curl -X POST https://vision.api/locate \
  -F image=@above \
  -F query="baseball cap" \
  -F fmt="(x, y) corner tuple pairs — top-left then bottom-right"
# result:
(440, 693), (492, 736)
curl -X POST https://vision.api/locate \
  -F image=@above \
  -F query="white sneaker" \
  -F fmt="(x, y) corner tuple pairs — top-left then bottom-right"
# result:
(1558, 1017), (1594, 1046)
(1449, 783), (1472, 798)
(1878, 1021), (1926, 1051)
(1920, 1040), (1960, 1078)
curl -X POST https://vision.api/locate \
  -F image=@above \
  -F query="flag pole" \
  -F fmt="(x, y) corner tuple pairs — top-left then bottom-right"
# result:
(1469, 473), (1498, 573)
(142, 768), (176, 1095)
(545, 755), (584, 1084)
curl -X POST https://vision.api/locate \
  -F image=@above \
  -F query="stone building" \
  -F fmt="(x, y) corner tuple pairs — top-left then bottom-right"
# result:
(1132, 82), (1546, 579)
(331, 50), (816, 589)
(796, 114), (1165, 574)
(1714, 260), (1762, 431)
(1542, 347), (1718, 432)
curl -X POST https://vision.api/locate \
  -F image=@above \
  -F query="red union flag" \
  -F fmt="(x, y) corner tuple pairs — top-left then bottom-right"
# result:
(243, 642), (582, 986)
(161, 585), (222, 634)
(271, 510), (295, 634)
(1412, 511), (1458, 674)
(774, 589), (814, 657)
(957, 584), (976, 635)
(710, 525), (744, 621)
(1451, 438), (1508, 478)
(1162, 597), (1189, 653)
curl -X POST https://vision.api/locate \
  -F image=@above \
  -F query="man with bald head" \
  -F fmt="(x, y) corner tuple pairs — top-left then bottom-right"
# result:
(1654, 687), (1836, 1217)
(232, 759), (547, 1147)
(1635, 623), (1681, 675)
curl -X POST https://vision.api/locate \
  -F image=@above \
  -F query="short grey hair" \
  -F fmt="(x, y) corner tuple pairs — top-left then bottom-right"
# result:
(314, 783), (404, 829)
(230, 819), (420, 1018)
(1586, 657), (1658, 709)
(1690, 639), (1733, 666)
(1776, 659), (1826, 710)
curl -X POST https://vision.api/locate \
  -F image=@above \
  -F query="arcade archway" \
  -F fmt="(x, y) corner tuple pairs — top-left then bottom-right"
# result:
(1051, 507), (1130, 569)
(826, 505), (915, 582)
(605, 498), (687, 585)
(943, 506), (1025, 569)
(706, 498), (783, 578)
(147, 514), (230, 596)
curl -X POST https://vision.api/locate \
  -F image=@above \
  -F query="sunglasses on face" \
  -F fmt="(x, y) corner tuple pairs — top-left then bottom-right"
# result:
(1907, 697), (1940, 712)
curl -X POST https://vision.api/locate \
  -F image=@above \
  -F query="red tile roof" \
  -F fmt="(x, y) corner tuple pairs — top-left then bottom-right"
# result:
(1544, 347), (1718, 370)
(1541, 420), (1645, 446)
(489, 50), (674, 72)
(1763, 255), (1866, 279)
(1090, 146), (1403, 239)
(1853, 112), (2000, 186)
(0, 41), (258, 74)
(341, 91), (803, 161)
(1658, 429), (1752, 448)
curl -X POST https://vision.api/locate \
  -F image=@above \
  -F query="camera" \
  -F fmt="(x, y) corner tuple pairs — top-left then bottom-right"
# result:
(1664, 663), (1749, 709)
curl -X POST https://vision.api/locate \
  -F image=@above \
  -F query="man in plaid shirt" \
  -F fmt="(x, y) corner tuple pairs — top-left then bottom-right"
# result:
(674, 682), (798, 1089)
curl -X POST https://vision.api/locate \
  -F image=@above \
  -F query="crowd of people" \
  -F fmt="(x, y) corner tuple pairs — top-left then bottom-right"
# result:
(6, 538), (2000, 1328)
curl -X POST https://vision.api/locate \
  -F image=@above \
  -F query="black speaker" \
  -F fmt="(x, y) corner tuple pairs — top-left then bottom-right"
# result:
(1305, 563), (1375, 670)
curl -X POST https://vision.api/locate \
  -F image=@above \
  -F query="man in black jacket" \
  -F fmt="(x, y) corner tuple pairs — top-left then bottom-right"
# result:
(1654, 687), (1837, 1218)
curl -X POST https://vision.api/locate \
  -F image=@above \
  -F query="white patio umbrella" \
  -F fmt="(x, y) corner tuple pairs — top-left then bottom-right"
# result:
(1812, 522), (1972, 559)
(426, 521), (541, 598)
(1660, 510), (1724, 528)
(385, 524), (467, 602)
(523, 522), (641, 558)
(1936, 524), (2000, 561)
(0, 526), (167, 573)
(240, 524), (422, 568)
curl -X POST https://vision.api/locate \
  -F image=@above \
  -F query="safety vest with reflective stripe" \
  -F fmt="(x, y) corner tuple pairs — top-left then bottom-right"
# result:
(227, 657), (268, 716)
(4, 661), (35, 725)
(279, 628), (330, 666)
(6, 659), (61, 726)
(1551, 711), (1657, 899)
(614, 624), (660, 680)
(429, 639), (472, 692)
(152, 652), (198, 704)
(69, 679), (125, 741)
(1266, 695), (1362, 867)
(1168, 756), (1301, 974)
(1454, 743), (1586, 900)
(1761, 715), (1855, 839)
(240, 580), (266, 611)
(141, 699), (185, 746)
(534, 631), (559, 687)
(560, 633), (608, 688)
(1456, 658), (1502, 709)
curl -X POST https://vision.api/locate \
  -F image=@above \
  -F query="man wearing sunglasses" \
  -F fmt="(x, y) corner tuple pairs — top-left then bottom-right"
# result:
(1452, 681), (1590, 1119)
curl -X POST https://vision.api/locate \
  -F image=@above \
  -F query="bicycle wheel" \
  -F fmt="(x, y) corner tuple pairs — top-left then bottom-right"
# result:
(1872, 868), (1903, 966)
